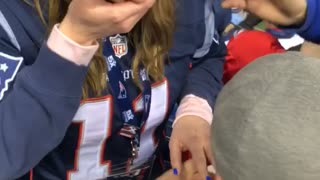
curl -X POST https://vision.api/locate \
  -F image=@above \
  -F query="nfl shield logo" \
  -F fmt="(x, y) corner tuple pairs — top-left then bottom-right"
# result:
(109, 34), (128, 58)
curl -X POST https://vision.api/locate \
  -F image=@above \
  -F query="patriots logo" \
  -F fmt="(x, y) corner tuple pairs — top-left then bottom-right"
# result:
(122, 110), (134, 123)
(0, 52), (23, 100)
(140, 69), (147, 81)
(106, 55), (116, 71)
(118, 81), (127, 99)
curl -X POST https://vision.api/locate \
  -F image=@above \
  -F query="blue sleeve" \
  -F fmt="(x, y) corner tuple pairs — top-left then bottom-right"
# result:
(0, 27), (88, 178)
(178, 0), (227, 109)
(213, 0), (231, 34)
(181, 38), (225, 109)
(297, 0), (320, 43)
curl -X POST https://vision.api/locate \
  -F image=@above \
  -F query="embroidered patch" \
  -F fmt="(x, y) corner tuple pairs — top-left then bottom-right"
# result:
(0, 52), (23, 100)
(109, 34), (128, 58)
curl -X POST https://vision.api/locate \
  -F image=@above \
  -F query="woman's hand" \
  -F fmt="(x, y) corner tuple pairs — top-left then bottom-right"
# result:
(169, 115), (214, 180)
(157, 160), (222, 180)
(157, 160), (198, 180)
(59, 0), (155, 45)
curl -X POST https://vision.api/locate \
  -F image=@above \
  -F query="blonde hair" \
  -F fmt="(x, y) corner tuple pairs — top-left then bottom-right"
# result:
(29, 0), (175, 98)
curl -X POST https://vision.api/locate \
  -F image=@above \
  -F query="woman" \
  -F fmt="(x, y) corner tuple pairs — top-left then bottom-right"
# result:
(0, 0), (225, 179)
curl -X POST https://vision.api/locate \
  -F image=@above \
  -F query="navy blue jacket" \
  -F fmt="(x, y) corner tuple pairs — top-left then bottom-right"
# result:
(297, 0), (320, 43)
(0, 0), (228, 179)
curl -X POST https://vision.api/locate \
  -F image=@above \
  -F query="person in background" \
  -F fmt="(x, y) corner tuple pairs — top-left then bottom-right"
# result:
(223, 12), (296, 41)
(221, 0), (320, 43)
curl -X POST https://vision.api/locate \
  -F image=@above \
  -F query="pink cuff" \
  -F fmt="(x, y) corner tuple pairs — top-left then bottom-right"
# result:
(173, 95), (213, 126)
(47, 24), (99, 66)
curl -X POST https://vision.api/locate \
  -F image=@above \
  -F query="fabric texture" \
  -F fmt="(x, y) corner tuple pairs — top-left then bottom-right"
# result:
(47, 24), (98, 66)
(223, 30), (285, 84)
(213, 52), (320, 180)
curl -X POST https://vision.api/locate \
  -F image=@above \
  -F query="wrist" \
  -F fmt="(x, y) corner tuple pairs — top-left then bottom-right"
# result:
(59, 16), (97, 46)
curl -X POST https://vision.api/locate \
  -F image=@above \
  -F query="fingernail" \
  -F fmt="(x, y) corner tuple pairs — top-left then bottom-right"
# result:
(206, 176), (212, 180)
(173, 168), (178, 175)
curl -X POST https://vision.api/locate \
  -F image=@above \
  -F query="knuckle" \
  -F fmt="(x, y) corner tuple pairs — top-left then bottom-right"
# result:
(169, 140), (177, 149)
(110, 12), (123, 24)
(118, 23), (132, 33)
(195, 154), (206, 162)
(169, 140), (174, 147)
(189, 134), (199, 141)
